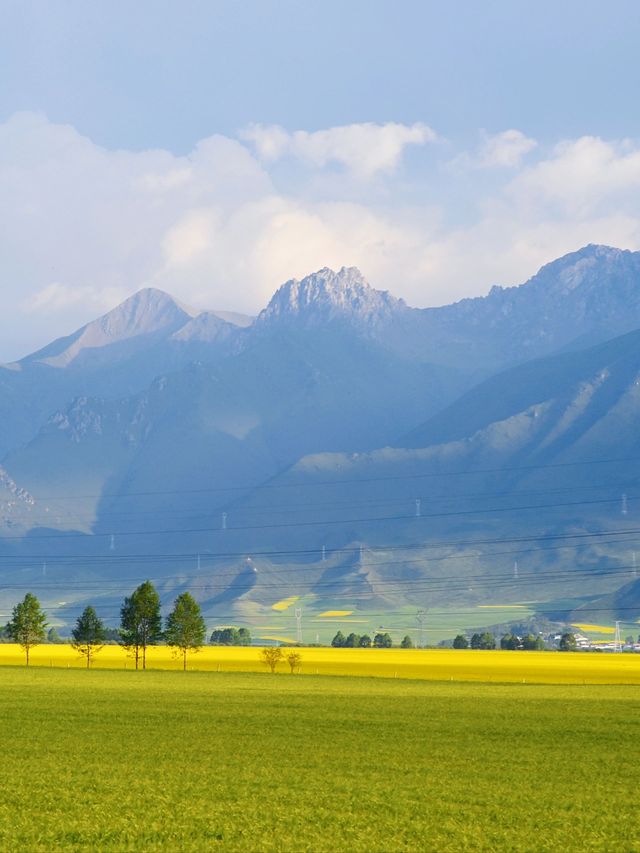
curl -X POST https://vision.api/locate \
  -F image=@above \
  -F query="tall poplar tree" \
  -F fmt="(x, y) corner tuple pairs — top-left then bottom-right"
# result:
(71, 606), (106, 668)
(6, 593), (47, 666)
(165, 592), (206, 670)
(119, 581), (163, 670)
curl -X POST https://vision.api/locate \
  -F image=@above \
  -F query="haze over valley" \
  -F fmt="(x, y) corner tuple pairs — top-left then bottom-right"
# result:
(2, 243), (640, 642)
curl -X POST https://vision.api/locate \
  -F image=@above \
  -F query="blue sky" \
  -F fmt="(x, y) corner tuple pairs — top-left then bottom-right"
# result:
(2, 0), (640, 359)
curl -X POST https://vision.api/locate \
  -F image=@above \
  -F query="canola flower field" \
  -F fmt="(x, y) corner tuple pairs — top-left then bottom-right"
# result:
(2, 643), (640, 683)
(0, 667), (639, 852)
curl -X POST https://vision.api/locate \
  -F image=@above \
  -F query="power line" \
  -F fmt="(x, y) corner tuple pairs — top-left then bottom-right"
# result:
(19, 453), (640, 501)
(0, 494), (635, 542)
(2, 560), (638, 596)
(2, 525), (639, 564)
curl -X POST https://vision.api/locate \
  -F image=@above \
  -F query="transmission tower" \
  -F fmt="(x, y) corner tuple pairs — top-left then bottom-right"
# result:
(221, 512), (228, 530)
(416, 609), (427, 649)
(633, 552), (637, 578)
(295, 608), (303, 644)
(415, 498), (421, 518)
(614, 620), (622, 652)
(622, 494), (628, 516)
(322, 545), (326, 562)
(513, 560), (519, 580)
(110, 533), (115, 551)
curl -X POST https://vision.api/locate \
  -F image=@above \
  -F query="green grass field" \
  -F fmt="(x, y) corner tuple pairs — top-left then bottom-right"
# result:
(1, 668), (639, 852)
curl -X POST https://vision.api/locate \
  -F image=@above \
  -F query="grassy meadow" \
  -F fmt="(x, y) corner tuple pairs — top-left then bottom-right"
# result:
(3, 643), (640, 684)
(0, 667), (639, 852)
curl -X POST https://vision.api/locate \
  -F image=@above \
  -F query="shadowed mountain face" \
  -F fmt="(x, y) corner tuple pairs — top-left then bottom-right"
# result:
(3, 245), (640, 625)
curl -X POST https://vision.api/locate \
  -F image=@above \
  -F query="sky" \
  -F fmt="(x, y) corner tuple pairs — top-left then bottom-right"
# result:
(2, 0), (640, 360)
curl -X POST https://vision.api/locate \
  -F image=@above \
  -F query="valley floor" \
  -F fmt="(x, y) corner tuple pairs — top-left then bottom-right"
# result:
(3, 643), (640, 684)
(0, 668), (638, 852)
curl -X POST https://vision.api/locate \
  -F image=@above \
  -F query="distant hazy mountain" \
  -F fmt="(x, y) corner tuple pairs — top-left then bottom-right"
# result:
(4, 245), (640, 628)
(223, 325), (640, 616)
(5, 244), (640, 459)
(258, 246), (640, 371)
(0, 289), (251, 456)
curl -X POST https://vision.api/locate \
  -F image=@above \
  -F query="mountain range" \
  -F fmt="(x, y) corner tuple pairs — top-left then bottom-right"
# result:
(2, 243), (640, 640)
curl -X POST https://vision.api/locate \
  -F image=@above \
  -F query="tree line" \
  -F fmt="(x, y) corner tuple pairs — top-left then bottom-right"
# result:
(453, 632), (560, 650)
(4, 583), (217, 670)
(330, 631), (414, 648)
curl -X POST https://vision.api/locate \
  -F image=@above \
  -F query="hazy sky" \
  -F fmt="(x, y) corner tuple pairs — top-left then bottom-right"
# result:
(2, 0), (640, 359)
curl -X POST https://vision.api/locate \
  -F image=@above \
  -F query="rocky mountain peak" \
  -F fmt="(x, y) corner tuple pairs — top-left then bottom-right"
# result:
(257, 266), (405, 328)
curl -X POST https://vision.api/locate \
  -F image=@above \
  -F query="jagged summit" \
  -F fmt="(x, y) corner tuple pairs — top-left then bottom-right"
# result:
(487, 245), (636, 299)
(258, 266), (406, 328)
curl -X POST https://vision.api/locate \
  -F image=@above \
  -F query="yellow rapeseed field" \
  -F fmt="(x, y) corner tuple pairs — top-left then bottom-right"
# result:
(1, 644), (640, 683)
(571, 623), (616, 634)
(318, 609), (353, 617)
(271, 596), (299, 611)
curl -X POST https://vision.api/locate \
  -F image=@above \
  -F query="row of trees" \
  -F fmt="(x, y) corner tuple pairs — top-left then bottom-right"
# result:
(209, 627), (251, 646)
(260, 647), (302, 673)
(330, 631), (412, 648)
(5, 583), (207, 670)
(453, 632), (551, 650)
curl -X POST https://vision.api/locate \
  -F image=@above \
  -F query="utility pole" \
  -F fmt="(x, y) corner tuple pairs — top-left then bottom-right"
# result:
(42, 561), (46, 578)
(322, 545), (326, 562)
(415, 498), (421, 518)
(513, 560), (519, 580)
(110, 533), (115, 551)
(633, 552), (637, 578)
(622, 494), (628, 516)
(197, 553), (201, 571)
(222, 512), (227, 530)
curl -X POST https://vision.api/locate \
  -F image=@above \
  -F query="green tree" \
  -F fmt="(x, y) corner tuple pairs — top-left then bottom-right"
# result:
(331, 631), (346, 648)
(102, 626), (121, 644)
(400, 635), (414, 648)
(471, 632), (495, 650)
(47, 627), (63, 644)
(359, 634), (372, 647)
(210, 627), (251, 645)
(521, 634), (542, 651)
(501, 633), (519, 650)
(344, 632), (361, 647)
(559, 632), (577, 652)
(6, 593), (47, 666)
(260, 646), (283, 673)
(286, 650), (302, 673)
(119, 581), (163, 670)
(237, 628), (252, 646)
(165, 592), (206, 671)
(374, 632), (392, 648)
(453, 634), (468, 649)
(71, 606), (106, 668)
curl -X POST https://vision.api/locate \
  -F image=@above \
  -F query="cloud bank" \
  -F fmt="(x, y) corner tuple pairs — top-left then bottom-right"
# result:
(1, 112), (640, 360)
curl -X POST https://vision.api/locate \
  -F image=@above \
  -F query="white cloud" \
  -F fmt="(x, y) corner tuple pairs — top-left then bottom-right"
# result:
(476, 129), (538, 168)
(24, 283), (129, 315)
(507, 136), (640, 216)
(2, 114), (640, 361)
(240, 121), (437, 178)
(451, 129), (537, 171)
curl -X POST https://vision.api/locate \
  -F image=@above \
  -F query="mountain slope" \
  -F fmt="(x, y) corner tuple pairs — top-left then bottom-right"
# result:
(0, 289), (248, 456)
